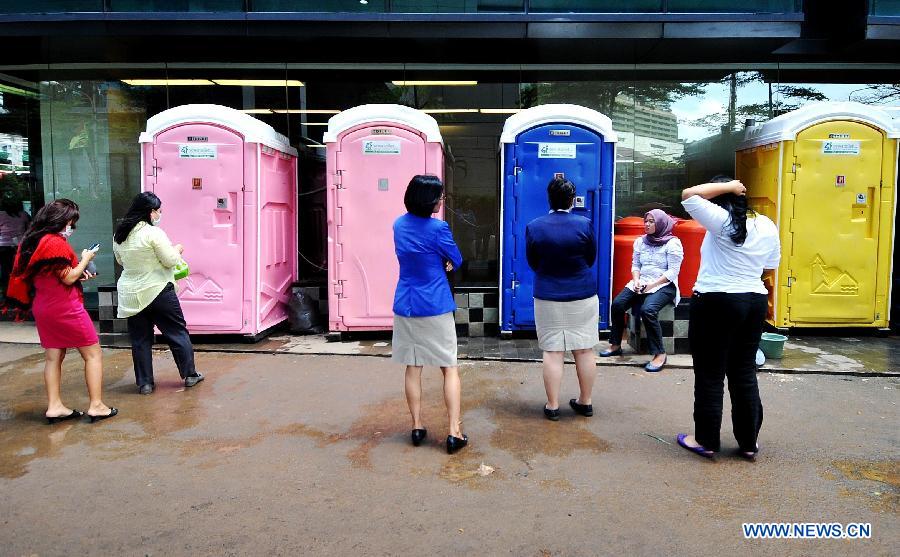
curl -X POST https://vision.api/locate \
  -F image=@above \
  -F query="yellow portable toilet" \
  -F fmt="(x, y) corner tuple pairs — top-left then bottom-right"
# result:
(736, 102), (900, 329)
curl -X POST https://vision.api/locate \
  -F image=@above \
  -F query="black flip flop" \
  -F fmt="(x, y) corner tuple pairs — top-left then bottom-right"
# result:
(88, 407), (118, 423)
(46, 410), (83, 425)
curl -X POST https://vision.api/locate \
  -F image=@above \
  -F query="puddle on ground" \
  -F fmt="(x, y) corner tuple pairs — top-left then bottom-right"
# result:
(488, 398), (609, 462)
(437, 451), (501, 487)
(830, 459), (900, 514)
(343, 365), (609, 486)
(0, 349), (233, 479)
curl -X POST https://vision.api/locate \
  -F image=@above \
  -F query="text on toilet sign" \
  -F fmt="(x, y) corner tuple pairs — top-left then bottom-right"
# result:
(538, 143), (577, 159)
(179, 144), (217, 159)
(822, 140), (860, 155)
(362, 140), (401, 155)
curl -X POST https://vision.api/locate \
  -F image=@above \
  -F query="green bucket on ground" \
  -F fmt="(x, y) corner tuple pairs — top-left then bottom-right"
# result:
(759, 332), (787, 359)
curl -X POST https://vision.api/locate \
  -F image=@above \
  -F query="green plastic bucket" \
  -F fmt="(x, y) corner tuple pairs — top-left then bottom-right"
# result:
(759, 332), (787, 359)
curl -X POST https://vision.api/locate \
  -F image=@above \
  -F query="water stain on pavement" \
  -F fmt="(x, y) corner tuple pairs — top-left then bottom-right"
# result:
(343, 366), (609, 487)
(831, 459), (900, 514)
(0, 349), (227, 478)
(488, 398), (609, 462)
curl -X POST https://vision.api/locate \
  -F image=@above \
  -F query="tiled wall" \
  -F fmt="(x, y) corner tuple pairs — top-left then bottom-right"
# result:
(98, 284), (504, 339)
(453, 290), (500, 337)
(97, 284), (130, 347)
(627, 299), (690, 354)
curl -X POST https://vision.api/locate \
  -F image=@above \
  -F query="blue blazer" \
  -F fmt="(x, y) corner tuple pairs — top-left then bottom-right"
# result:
(393, 213), (463, 317)
(525, 211), (597, 302)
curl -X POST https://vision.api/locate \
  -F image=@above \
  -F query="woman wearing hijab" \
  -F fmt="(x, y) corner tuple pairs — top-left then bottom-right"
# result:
(392, 175), (467, 454)
(676, 176), (780, 462)
(6, 199), (117, 423)
(602, 209), (683, 372)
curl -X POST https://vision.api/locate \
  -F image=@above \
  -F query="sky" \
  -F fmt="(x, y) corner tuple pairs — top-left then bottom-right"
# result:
(671, 79), (895, 143)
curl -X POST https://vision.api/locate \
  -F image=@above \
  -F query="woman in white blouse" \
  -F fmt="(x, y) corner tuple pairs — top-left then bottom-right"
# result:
(601, 209), (683, 372)
(675, 176), (780, 462)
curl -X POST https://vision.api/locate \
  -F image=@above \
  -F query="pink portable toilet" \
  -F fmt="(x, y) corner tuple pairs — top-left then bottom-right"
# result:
(139, 104), (298, 337)
(324, 104), (444, 332)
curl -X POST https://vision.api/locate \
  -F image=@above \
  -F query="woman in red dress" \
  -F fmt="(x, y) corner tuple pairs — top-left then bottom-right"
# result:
(7, 199), (117, 423)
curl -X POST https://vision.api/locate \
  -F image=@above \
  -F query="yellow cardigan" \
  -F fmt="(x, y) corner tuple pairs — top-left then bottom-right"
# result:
(113, 221), (184, 318)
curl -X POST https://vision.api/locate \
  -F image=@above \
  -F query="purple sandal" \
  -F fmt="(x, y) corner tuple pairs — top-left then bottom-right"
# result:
(676, 433), (716, 460)
(738, 445), (760, 462)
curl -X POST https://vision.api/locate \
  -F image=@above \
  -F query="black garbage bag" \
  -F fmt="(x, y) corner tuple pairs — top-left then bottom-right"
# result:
(288, 289), (324, 334)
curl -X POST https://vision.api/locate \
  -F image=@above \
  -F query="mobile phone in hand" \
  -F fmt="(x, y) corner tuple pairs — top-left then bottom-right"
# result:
(89, 243), (100, 252)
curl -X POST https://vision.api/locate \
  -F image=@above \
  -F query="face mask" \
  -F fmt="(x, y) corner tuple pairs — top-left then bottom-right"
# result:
(151, 213), (161, 226)
(60, 225), (73, 238)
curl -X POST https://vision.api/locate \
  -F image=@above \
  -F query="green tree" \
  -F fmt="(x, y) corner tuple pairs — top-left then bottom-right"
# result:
(690, 73), (827, 132)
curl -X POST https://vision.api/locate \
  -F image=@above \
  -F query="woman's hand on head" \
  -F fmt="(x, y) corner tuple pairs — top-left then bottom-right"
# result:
(730, 180), (747, 196)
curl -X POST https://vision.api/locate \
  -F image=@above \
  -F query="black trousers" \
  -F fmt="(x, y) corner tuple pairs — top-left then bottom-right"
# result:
(0, 246), (16, 297)
(608, 283), (676, 356)
(127, 283), (196, 386)
(689, 292), (767, 452)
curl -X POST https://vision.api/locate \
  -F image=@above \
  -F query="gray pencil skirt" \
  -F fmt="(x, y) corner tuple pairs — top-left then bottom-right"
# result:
(391, 312), (458, 367)
(534, 295), (600, 352)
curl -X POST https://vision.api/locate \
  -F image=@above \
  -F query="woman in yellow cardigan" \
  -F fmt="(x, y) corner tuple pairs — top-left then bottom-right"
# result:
(113, 192), (204, 395)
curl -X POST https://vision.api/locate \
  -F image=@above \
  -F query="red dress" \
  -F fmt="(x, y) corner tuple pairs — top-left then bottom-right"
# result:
(11, 234), (99, 349)
(32, 272), (98, 349)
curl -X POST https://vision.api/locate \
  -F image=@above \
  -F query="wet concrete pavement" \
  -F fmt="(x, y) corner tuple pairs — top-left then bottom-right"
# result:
(3, 321), (900, 375)
(0, 344), (897, 555)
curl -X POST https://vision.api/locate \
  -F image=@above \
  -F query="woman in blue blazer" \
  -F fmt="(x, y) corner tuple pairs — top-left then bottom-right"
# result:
(526, 177), (599, 421)
(392, 175), (467, 454)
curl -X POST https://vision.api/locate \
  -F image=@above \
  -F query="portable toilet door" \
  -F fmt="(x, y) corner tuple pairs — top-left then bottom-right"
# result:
(139, 104), (299, 336)
(736, 101), (900, 328)
(499, 104), (617, 333)
(324, 105), (444, 332)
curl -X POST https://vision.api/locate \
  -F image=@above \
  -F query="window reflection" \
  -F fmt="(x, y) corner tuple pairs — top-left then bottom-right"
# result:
(3, 67), (897, 297)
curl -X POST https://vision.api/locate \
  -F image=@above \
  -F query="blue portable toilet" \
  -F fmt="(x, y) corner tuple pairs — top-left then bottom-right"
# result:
(499, 104), (617, 333)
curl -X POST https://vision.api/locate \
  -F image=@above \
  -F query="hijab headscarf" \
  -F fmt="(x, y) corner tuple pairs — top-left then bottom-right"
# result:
(643, 209), (676, 247)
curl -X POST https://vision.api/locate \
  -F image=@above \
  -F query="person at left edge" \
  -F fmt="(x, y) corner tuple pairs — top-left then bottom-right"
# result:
(391, 174), (467, 455)
(6, 199), (117, 423)
(113, 192), (204, 395)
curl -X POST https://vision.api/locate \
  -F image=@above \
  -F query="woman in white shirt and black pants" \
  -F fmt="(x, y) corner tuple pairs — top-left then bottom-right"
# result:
(601, 209), (683, 372)
(677, 176), (781, 462)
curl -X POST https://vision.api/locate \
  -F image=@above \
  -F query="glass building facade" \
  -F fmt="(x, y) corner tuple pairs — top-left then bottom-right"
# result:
(0, 1), (898, 305)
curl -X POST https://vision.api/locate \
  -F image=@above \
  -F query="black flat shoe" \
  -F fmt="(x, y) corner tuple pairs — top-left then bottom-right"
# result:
(184, 373), (205, 388)
(569, 398), (593, 417)
(46, 410), (83, 424)
(139, 384), (154, 395)
(446, 434), (468, 454)
(88, 408), (118, 423)
(599, 348), (623, 357)
(411, 428), (427, 446)
(543, 405), (560, 421)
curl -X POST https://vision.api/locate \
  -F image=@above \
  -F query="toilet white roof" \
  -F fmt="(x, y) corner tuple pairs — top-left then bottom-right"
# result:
(139, 104), (297, 156)
(323, 104), (442, 144)
(500, 104), (617, 144)
(738, 101), (900, 150)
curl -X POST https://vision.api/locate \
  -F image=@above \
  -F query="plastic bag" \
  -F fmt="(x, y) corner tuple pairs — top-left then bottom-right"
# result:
(173, 261), (190, 281)
(288, 289), (324, 334)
